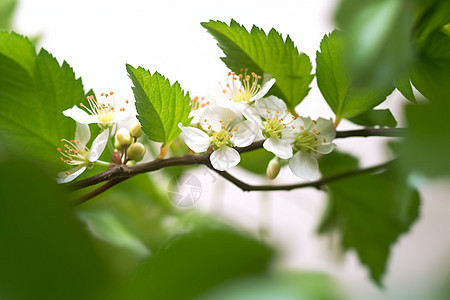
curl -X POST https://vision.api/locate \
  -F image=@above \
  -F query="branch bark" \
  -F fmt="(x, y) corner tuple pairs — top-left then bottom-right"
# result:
(68, 127), (405, 203)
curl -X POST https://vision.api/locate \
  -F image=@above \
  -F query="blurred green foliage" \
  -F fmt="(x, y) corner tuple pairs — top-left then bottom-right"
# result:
(0, 0), (17, 29)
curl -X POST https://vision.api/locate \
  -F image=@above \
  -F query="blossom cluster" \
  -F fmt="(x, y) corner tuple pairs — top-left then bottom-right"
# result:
(180, 70), (336, 180)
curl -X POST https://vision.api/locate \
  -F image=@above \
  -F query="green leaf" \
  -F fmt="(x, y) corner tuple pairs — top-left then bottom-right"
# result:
(394, 100), (450, 178)
(318, 152), (420, 284)
(201, 20), (314, 111)
(334, 0), (415, 89)
(348, 109), (397, 127)
(127, 64), (192, 145)
(410, 30), (450, 102)
(0, 0), (17, 29)
(395, 74), (416, 103)
(0, 31), (36, 74)
(239, 148), (275, 175)
(125, 227), (274, 300)
(316, 30), (394, 120)
(0, 36), (84, 171)
(0, 149), (113, 300)
(413, 0), (450, 45)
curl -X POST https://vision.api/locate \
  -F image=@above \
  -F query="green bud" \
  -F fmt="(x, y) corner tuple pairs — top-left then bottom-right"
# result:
(126, 160), (137, 166)
(266, 156), (281, 180)
(116, 128), (132, 146)
(127, 142), (146, 162)
(129, 123), (143, 138)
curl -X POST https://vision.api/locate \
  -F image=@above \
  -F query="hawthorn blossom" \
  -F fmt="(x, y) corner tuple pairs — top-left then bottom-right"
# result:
(253, 96), (301, 159)
(56, 123), (109, 183)
(289, 117), (336, 180)
(189, 96), (214, 124)
(217, 70), (275, 118)
(179, 105), (258, 171)
(63, 91), (130, 129)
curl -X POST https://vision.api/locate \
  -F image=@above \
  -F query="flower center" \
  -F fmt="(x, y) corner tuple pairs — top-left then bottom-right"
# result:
(222, 69), (262, 103)
(292, 131), (318, 152)
(210, 129), (233, 149)
(57, 138), (90, 168)
(263, 115), (284, 138)
(80, 91), (127, 126)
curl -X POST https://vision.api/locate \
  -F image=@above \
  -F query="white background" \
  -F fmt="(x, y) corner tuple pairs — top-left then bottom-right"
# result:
(14, 0), (450, 299)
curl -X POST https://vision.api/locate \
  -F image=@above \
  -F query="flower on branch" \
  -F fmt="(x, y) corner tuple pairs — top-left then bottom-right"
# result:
(56, 123), (109, 183)
(289, 117), (336, 180)
(62, 91), (130, 129)
(179, 105), (258, 171)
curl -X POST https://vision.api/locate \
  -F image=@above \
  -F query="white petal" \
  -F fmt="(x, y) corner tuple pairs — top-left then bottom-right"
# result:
(75, 122), (91, 146)
(249, 78), (276, 102)
(188, 107), (206, 124)
(240, 104), (263, 128)
(200, 106), (236, 132)
(230, 120), (258, 147)
(263, 137), (293, 159)
(255, 96), (287, 119)
(114, 110), (131, 122)
(63, 106), (98, 124)
(210, 146), (240, 171)
(289, 151), (319, 181)
(315, 117), (336, 141)
(88, 129), (109, 162)
(298, 116), (314, 131)
(315, 143), (336, 154)
(178, 123), (210, 153)
(56, 165), (87, 184)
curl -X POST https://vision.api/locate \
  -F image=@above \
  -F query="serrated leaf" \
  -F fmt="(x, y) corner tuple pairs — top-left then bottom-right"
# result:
(0, 32), (84, 171)
(0, 31), (36, 74)
(394, 74), (416, 103)
(349, 109), (397, 128)
(316, 30), (394, 120)
(410, 30), (450, 102)
(318, 152), (420, 284)
(201, 20), (313, 111)
(127, 64), (192, 145)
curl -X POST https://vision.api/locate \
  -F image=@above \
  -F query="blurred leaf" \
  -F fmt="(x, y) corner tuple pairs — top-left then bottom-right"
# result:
(0, 0), (17, 29)
(0, 150), (112, 300)
(125, 227), (274, 299)
(335, 0), (415, 89)
(127, 64), (192, 146)
(0, 33), (84, 171)
(198, 272), (343, 300)
(393, 100), (450, 177)
(239, 148), (274, 175)
(318, 152), (420, 284)
(201, 19), (313, 111)
(316, 30), (394, 120)
(410, 30), (450, 102)
(348, 109), (397, 128)
(413, 0), (450, 45)
(395, 74), (417, 103)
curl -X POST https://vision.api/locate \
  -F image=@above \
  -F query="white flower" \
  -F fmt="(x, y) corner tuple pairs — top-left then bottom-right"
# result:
(253, 96), (301, 159)
(289, 117), (336, 180)
(56, 123), (109, 183)
(63, 91), (130, 129)
(188, 96), (214, 124)
(179, 105), (258, 171)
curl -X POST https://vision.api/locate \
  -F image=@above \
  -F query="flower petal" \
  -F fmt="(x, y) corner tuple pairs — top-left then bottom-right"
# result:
(249, 78), (276, 102)
(315, 143), (336, 154)
(178, 123), (210, 153)
(210, 146), (240, 171)
(315, 117), (336, 141)
(263, 136), (293, 159)
(88, 128), (109, 162)
(239, 104), (263, 128)
(63, 106), (98, 124)
(75, 122), (91, 146)
(188, 107), (206, 124)
(230, 120), (258, 147)
(56, 165), (87, 184)
(255, 96), (288, 119)
(200, 105), (236, 132)
(114, 110), (131, 122)
(298, 116), (313, 131)
(289, 151), (319, 180)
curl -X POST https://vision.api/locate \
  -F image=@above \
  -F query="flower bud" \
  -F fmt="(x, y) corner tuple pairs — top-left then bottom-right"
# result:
(129, 123), (143, 138)
(127, 142), (146, 162)
(266, 156), (281, 180)
(116, 128), (132, 146)
(126, 160), (137, 166)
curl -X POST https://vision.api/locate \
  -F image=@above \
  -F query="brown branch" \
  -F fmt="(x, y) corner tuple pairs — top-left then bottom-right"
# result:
(209, 159), (395, 192)
(68, 127), (405, 204)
